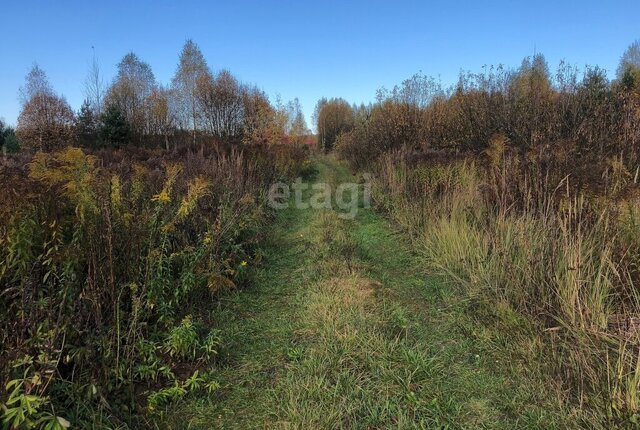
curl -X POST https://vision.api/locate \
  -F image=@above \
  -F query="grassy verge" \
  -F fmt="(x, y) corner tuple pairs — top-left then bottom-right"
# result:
(167, 156), (571, 429)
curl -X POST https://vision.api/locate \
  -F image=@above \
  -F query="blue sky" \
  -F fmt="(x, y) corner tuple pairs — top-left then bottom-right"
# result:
(1, 0), (638, 127)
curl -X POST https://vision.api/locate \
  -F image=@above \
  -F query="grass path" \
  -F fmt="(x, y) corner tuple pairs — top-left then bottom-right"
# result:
(168, 156), (570, 429)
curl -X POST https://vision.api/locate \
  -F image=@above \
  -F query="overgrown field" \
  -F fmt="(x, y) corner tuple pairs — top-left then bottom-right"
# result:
(0, 143), (306, 428)
(323, 53), (640, 427)
(370, 150), (640, 427)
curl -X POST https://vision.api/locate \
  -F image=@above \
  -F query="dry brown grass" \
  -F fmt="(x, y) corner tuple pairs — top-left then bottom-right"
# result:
(370, 148), (640, 427)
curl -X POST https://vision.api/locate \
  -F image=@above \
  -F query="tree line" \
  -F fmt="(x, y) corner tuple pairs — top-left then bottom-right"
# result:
(317, 39), (640, 176)
(10, 39), (310, 152)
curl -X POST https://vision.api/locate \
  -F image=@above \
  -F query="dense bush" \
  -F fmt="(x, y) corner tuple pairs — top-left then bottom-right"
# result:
(0, 142), (307, 427)
(337, 55), (640, 180)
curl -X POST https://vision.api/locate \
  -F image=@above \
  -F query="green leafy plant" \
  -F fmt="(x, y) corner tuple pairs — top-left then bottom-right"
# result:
(286, 346), (305, 362)
(164, 316), (199, 361)
(390, 306), (410, 335)
(182, 370), (204, 392)
(1, 376), (70, 430)
(147, 383), (187, 410)
(200, 329), (223, 362)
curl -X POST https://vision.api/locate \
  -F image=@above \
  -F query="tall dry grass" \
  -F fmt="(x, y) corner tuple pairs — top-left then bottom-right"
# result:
(372, 148), (640, 426)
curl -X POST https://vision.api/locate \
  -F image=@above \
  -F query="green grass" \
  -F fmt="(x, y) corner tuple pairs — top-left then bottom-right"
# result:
(164, 155), (571, 429)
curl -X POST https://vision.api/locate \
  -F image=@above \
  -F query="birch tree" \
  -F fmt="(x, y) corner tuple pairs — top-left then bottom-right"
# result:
(171, 39), (211, 143)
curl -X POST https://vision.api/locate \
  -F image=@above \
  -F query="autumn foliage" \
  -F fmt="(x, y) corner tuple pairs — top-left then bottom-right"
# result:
(0, 142), (307, 426)
(11, 41), (309, 154)
(16, 93), (76, 151)
(333, 49), (640, 425)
